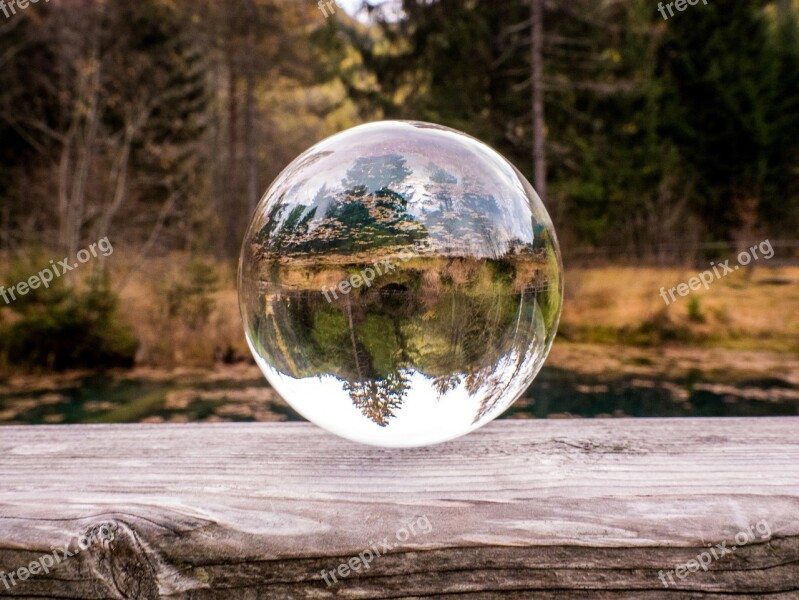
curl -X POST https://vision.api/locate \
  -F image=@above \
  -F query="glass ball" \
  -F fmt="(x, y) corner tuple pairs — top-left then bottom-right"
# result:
(239, 121), (562, 447)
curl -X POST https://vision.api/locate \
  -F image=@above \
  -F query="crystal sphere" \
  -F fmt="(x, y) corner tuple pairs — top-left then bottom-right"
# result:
(239, 121), (562, 447)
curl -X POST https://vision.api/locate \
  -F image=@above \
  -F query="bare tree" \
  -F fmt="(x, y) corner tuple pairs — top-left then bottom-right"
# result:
(530, 0), (548, 207)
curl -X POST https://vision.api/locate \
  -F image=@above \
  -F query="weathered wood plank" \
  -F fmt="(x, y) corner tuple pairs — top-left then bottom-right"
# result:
(0, 418), (797, 598)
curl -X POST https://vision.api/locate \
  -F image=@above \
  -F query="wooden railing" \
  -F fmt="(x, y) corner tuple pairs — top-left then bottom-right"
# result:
(0, 418), (797, 598)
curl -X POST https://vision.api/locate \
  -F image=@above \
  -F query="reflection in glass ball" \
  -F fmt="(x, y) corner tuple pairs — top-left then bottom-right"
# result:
(239, 121), (562, 447)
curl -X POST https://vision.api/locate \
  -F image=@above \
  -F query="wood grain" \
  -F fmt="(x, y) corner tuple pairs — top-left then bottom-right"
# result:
(0, 418), (797, 598)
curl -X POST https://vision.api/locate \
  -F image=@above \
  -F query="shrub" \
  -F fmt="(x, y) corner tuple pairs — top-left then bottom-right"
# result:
(0, 262), (137, 371)
(164, 259), (220, 330)
(687, 297), (706, 323)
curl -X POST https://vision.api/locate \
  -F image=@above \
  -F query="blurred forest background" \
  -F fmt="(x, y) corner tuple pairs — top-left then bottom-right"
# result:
(1, 0), (798, 424)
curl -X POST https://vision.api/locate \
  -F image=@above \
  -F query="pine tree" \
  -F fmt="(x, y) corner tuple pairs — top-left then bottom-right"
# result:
(656, 0), (778, 240)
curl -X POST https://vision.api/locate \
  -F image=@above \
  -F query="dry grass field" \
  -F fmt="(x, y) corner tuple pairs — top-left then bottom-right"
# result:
(119, 260), (799, 366)
(559, 266), (799, 353)
(3, 253), (798, 372)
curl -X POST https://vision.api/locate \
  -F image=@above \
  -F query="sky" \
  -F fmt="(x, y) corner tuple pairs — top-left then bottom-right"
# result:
(328, 0), (403, 23)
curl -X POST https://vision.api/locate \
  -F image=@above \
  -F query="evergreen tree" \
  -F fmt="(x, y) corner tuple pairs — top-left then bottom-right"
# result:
(657, 0), (781, 240)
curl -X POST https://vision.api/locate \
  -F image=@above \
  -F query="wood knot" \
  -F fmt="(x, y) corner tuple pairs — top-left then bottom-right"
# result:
(80, 518), (206, 599)
(83, 519), (161, 600)
(78, 521), (118, 550)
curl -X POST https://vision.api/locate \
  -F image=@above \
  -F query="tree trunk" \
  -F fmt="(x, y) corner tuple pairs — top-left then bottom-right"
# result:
(225, 53), (240, 257)
(244, 26), (259, 216)
(530, 0), (548, 209)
